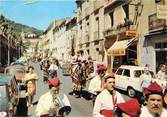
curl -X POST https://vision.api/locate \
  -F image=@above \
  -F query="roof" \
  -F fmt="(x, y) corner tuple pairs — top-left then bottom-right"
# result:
(0, 74), (13, 85)
(120, 65), (145, 70)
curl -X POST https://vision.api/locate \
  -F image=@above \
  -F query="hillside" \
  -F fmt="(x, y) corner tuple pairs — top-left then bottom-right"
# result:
(1, 15), (43, 36)
(8, 20), (43, 36)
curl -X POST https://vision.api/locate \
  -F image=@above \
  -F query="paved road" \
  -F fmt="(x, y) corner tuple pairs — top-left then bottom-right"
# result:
(26, 61), (130, 117)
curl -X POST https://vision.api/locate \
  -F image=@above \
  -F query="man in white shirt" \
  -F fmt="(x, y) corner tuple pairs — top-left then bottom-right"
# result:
(140, 67), (152, 91)
(157, 65), (166, 80)
(140, 82), (167, 117)
(35, 77), (71, 117)
(48, 59), (58, 78)
(88, 65), (107, 96)
(93, 74), (125, 117)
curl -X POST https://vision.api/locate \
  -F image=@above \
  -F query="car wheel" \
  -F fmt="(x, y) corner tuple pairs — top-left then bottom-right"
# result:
(127, 87), (136, 98)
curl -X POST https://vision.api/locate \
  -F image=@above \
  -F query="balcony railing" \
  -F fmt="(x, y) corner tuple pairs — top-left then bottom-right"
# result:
(148, 13), (166, 32)
(103, 24), (136, 38)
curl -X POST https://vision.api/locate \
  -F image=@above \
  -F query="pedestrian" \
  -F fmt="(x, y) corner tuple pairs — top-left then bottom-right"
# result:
(35, 77), (71, 117)
(140, 66), (152, 91)
(88, 64), (107, 101)
(42, 60), (50, 82)
(49, 58), (58, 78)
(140, 82), (167, 117)
(24, 65), (38, 107)
(93, 74), (125, 117)
(87, 56), (94, 80)
(115, 98), (141, 117)
(157, 64), (167, 80)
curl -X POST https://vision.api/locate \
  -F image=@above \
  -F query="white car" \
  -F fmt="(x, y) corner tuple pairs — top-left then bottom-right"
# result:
(114, 65), (155, 97)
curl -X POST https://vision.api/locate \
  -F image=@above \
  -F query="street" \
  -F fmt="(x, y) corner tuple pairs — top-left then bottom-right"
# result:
(25, 61), (129, 117)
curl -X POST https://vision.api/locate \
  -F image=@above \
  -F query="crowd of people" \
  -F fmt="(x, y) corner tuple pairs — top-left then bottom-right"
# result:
(24, 52), (167, 117)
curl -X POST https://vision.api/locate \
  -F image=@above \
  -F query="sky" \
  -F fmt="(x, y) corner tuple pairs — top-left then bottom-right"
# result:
(0, 0), (77, 30)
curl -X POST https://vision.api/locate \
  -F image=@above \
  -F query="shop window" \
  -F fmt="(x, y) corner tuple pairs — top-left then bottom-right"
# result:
(163, 42), (167, 48)
(123, 69), (130, 77)
(155, 42), (167, 49)
(155, 43), (162, 49)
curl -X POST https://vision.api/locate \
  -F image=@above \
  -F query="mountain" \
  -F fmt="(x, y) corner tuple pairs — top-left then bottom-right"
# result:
(8, 21), (43, 36)
(1, 15), (43, 36)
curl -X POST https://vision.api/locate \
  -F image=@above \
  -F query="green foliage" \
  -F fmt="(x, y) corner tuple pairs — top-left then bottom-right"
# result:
(8, 21), (43, 36)
(1, 15), (43, 36)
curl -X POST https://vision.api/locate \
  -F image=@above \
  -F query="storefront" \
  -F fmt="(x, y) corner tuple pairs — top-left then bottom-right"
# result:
(106, 37), (138, 72)
(144, 32), (167, 73)
(143, 13), (167, 73)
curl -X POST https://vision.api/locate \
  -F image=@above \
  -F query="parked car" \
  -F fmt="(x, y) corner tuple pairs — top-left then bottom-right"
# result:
(114, 65), (155, 97)
(4, 65), (26, 90)
(0, 74), (20, 116)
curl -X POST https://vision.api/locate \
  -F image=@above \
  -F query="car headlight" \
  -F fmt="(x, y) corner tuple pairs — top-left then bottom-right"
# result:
(0, 112), (7, 117)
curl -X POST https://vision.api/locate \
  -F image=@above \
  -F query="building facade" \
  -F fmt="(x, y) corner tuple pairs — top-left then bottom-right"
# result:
(76, 0), (106, 62)
(142, 0), (167, 73)
(52, 18), (69, 60)
(66, 17), (77, 60)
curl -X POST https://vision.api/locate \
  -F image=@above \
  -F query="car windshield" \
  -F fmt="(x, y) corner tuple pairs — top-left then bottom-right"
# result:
(6, 68), (24, 74)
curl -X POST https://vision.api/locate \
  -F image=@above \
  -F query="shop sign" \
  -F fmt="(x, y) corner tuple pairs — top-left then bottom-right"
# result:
(126, 30), (136, 37)
(157, 5), (167, 19)
(107, 49), (126, 56)
(148, 13), (166, 31)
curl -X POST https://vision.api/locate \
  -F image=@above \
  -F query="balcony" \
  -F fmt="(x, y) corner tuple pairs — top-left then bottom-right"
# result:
(103, 24), (136, 39)
(148, 13), (166, 32)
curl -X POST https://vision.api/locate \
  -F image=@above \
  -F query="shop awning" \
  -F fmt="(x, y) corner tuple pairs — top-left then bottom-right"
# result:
(107, 37), (136, 56)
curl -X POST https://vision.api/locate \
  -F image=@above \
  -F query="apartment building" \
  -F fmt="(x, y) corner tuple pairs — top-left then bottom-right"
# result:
(103, 0), (141, 71)
(142, 0), (167, 72)
(76, 0), (106, 62)
(52, 18), (69, 60)
(66, 17), (77, 60)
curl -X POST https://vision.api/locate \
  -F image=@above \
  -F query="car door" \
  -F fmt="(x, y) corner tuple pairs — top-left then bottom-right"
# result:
(115, 68), (123, 89)
(121, 69), (130, 90)
(133, 70), (143, 92)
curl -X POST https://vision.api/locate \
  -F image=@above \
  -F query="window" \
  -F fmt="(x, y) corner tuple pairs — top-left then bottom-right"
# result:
(155, 42), (167, 49)
(162, 42), (167, 48)
(109, 12), (114, 27)
(123, 5), (129, 19)
(116, 68), (123, 75)
(155, 43), (161, 49)
(134, 70), (143, 77)
(123, 69), (130, 77)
